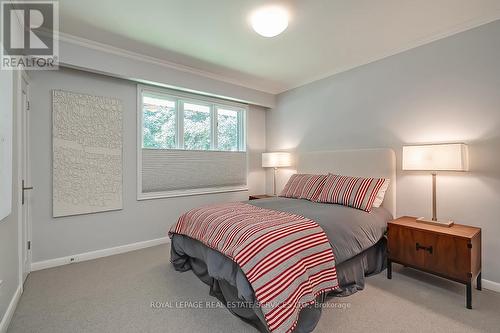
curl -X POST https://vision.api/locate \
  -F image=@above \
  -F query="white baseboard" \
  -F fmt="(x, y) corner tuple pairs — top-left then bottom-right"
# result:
(29, 236), (500, 293)
(0, 284), (22, 333)
(482, 279), (500, 293)
(31, 237), (170, 271)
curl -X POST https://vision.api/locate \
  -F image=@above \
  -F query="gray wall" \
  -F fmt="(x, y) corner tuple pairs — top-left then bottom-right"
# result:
(29, 68), (266, 262)
(0, 69), (19, 326)
(267, 20), (500, 283)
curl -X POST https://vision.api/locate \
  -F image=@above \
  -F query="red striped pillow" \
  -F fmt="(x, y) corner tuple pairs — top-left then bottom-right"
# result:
(280, 174), (327, 201)
(315, 174), (390, 212)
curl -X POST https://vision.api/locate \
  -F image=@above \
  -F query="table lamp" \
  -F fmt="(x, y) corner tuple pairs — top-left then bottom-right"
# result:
(402, 143), (469, 227)
(262, 152), (292, 196)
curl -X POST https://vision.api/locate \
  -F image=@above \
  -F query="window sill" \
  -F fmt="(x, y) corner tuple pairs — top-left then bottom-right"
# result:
(142, 148), (247, 153)
(137, 185), (248, 201)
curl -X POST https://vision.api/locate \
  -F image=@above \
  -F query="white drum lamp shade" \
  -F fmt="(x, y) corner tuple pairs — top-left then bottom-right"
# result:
(403, 143), (469, 171)
(262, 152), (292, 168)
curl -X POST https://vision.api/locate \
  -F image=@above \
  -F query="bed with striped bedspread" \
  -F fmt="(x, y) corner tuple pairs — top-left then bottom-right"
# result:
(169, 202), (339, 333)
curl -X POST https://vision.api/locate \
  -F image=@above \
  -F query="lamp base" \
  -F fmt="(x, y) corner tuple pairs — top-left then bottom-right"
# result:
(416, 217), (454, 227)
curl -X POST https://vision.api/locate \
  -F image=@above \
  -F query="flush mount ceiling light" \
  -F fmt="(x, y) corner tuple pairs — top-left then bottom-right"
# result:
(250, 5), (289, 37)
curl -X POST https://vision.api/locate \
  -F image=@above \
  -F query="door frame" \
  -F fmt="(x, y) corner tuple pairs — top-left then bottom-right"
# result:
(16, 69), (32, 288)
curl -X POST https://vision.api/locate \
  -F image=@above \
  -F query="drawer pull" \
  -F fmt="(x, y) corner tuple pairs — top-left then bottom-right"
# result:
(416, 242), (433, 254)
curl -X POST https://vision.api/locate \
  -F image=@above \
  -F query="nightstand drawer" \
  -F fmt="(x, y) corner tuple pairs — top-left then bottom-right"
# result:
(387, 225), (427, 267)
(422, 233), (470, 282)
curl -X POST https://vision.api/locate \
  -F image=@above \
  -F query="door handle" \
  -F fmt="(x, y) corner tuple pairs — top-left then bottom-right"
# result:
(22, 179), (33, 205)
(416, 242), (433, 254)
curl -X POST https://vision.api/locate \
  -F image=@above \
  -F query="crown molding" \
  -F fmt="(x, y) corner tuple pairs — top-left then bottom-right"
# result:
(279, 15), (500, 94)
(58, 32), (283, 94)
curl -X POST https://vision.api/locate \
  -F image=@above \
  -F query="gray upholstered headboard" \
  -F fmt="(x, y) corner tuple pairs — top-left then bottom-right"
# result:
(296, 149), (396, 216)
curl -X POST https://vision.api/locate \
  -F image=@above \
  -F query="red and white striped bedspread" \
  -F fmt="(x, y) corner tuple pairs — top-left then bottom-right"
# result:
(169, 202), (339, 333)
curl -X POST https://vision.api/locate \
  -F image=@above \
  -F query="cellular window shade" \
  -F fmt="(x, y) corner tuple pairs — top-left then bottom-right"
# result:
(142, 149), (247, 193)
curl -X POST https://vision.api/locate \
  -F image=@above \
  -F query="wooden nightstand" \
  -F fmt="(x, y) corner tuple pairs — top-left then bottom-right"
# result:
(248, 194), (275, 200)
(387, 216), (481, 309)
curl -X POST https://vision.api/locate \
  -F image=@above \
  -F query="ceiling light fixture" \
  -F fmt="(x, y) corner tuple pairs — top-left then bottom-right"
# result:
(250, 5), (289, 38)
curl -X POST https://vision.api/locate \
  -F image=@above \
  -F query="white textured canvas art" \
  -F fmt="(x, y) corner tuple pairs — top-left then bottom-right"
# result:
(52, 90), (123, 217)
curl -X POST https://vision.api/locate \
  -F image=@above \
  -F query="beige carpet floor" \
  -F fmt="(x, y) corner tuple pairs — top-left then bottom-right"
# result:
(8, 244), (500, 333)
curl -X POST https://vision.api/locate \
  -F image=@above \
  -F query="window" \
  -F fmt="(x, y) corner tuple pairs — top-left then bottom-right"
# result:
(138, 85), (248, 199)
(183, 102), (211, 150)
(217, 108), (241, 151)
(142, 93), (176, 149)
(140, 90), (245, 152)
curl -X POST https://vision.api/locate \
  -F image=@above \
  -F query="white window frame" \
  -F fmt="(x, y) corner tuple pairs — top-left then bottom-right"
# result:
(137, 84), (248, 200)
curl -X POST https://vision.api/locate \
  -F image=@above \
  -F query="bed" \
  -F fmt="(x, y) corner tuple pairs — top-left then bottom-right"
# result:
(170, 149), (396, 332)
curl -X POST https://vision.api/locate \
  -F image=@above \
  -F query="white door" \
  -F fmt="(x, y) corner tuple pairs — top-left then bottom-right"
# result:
(21, 74), (32, 284)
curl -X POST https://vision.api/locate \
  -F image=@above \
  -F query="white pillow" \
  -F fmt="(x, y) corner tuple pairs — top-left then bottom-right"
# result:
(372, 179), (390, 208)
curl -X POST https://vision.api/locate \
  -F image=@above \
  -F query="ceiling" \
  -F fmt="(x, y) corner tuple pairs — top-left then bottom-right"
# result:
(56, 0), (500, 94)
